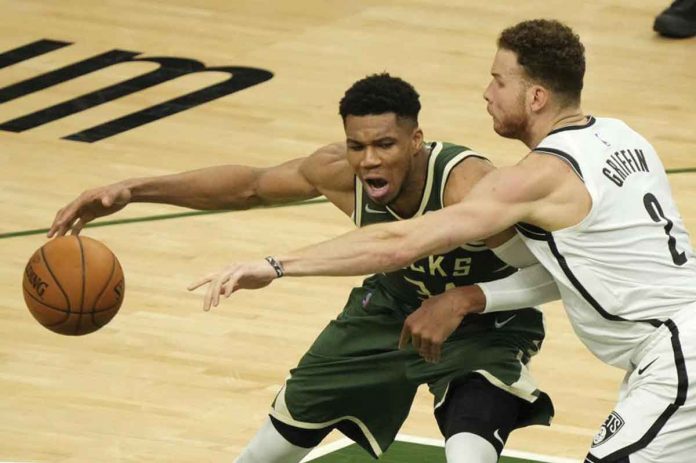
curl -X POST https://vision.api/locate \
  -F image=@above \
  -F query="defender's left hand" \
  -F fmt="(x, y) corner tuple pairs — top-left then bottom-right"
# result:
(188, 260), (278, 311)
(399, 285), (484, 363)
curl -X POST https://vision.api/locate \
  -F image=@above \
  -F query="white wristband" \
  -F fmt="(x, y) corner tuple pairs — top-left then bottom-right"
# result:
(479, 264), (560, 313)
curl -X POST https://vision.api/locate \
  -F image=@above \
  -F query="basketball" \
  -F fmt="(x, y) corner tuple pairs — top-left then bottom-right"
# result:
(22, 236), (125, 336)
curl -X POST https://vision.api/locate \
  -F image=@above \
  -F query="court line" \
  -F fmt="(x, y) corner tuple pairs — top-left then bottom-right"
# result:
(0, 198), (330, 240)
(666, 167), (696, 175)
(2, 167), (695, 241)
(302, 434), (582, 463)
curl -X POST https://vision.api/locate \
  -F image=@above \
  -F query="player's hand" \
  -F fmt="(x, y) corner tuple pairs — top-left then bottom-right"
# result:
(399, 286), (484, 363)
(48, 183), (132, 237)
(187, 259), (278, 311)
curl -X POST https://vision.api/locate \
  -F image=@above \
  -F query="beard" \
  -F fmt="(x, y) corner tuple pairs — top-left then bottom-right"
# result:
(490, 92), (529, 140)
(493, 112), (528, 140)
(493, 105), (529, 140)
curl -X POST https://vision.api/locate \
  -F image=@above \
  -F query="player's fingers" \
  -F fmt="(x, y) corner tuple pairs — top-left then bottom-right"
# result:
(422, 335), (443, 364)
(49, 208), (74, 238)
(210, 278), (223, 309)
(70, 218), (86, 236)
(187, 272), (217, 291)
(411, 332), (422, 351)
(211, 273), (232, 308)
(223, 278), (241, 297)
(430, 341), (442, 364)
(56, 220), (76, 238)
(419, 338), (434, 363)
(47, 209), (63, 238)
(203, 275), (225, 311)
(202, 283), (213, 311)
(398, 325), (412, 349)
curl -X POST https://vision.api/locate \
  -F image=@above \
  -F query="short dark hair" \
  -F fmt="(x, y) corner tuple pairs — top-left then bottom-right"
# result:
(339, 73), (421, 126)
(498, 19), (585, 105)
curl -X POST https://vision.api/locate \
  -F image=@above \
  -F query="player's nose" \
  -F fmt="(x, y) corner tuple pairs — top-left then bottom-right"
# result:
(361, 147), (381, 167)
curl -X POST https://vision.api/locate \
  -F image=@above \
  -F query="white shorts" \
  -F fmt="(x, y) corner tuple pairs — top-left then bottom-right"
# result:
(585, 312), (696, 463)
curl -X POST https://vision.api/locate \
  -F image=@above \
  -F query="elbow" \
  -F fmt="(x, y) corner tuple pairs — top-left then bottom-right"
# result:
(220, 188), (262, 210)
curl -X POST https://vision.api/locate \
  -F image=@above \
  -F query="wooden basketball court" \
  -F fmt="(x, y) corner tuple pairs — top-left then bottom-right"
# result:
(1, 0), (694, 461)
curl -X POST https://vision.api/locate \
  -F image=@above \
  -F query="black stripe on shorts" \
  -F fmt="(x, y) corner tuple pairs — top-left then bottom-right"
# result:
(589, 319), (688, 461)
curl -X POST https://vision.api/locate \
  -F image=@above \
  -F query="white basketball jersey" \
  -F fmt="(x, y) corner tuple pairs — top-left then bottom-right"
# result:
(518, 116), (696, 369)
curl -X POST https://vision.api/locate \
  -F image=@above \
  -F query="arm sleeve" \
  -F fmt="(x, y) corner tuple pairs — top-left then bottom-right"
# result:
(479, 264), (561, 313)
(490, 233), (539, 268)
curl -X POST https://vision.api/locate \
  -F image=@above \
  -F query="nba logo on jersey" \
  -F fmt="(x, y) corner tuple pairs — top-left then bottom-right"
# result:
(592, 411), (625, 447)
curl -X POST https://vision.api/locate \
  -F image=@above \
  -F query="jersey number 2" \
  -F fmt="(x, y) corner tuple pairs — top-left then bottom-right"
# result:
(643, 193), (687, 266)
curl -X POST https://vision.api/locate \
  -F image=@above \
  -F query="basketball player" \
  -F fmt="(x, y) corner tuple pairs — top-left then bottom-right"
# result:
(49, 74), (555, 462)
(196, 20), (696, 462)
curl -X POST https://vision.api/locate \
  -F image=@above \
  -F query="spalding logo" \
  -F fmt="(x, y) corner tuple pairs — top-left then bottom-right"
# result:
(592, 411), (625, 447)
(25, 263), (49, 297)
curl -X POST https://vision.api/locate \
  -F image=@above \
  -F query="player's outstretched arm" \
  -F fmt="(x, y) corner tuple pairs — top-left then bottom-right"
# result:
(48, 143), (351, 237)
(276, 152), (585, 276)
(277, 163), (543, 276)
(187, 166), (532, 310)
(188, 153), (584, 311)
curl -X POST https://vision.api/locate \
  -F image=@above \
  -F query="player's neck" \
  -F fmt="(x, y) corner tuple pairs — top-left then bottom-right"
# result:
(525, 106), (586, 149)
(388, 145), (431, 218)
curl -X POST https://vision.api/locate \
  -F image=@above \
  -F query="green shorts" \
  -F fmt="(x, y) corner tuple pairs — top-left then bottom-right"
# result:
(270, 277), (552, 456)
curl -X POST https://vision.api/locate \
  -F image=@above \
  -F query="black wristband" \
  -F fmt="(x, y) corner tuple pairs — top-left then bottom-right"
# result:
(264, 256), (285, 278)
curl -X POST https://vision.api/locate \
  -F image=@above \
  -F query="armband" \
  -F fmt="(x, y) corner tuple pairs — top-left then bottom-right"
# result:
(491, 234), (538, 268)
(479, 264), (560, 313)
(264, 256), (285, 278)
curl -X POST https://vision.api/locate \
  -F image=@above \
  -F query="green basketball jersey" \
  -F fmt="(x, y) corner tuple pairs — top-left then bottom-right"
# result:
(353, 141), (516, 310)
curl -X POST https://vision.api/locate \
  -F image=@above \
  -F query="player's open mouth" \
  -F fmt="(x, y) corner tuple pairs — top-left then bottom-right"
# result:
(365, 178), (390, 200)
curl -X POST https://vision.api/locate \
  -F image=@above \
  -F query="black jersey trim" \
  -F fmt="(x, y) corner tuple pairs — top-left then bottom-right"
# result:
(386, 141), (440, 220)
(515, 222), (550, 241)
(547, 115), (596, 135)
(439, 149), (488, 207)
(545, 234), (628, 323)
(547, 233), (663, 327)
(534, 147), (584, 181)
(597, 319), (688, 461)
(666, 319), (688, 406)
(517, 226), (663, 327)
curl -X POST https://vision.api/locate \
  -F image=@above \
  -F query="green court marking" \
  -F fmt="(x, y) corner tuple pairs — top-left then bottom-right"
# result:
(666, 167), (696, 175)
(307, 441), (543, 463)
(0, 198), (329, 240)
(2, 167), (695, 241)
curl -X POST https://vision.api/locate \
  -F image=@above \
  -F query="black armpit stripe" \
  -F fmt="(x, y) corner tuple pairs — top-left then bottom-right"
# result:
(516, 222), (664, 326)
(515, 222), (550, 241)
(545, 234), (627, 322)
(535, 147), (584, 181)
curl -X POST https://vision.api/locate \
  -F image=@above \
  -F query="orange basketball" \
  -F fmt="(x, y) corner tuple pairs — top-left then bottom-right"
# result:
(22, 236), (125, 335)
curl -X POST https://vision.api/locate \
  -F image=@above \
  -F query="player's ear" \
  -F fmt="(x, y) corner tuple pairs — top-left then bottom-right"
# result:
(528, 85), (549, 113)
(411, 126), (424, 153)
